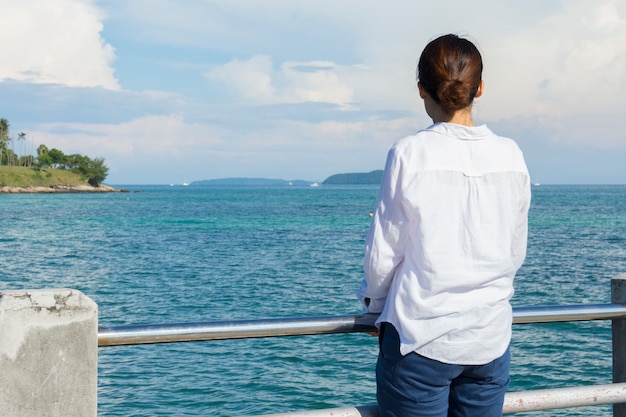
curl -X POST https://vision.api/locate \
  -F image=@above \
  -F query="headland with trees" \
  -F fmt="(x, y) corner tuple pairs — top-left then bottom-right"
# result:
(0, 117), (120, 193)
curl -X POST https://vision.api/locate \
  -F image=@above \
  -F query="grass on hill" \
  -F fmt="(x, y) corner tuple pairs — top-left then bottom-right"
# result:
(0, 166), (88, 187)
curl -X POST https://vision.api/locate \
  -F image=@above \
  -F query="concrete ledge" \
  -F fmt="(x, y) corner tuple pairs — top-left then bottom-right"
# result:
(0, 289), (98, 417)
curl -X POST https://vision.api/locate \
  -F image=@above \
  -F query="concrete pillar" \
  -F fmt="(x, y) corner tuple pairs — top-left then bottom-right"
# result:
(0, 289), (98, 417)
(613, 274), (626, 417)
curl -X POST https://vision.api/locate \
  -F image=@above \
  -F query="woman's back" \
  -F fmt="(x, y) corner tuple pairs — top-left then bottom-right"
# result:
(375, 121), (530, 363)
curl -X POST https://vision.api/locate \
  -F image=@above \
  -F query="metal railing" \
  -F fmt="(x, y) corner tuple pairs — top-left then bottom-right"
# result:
(97, 274), (626, 416)
(253, 383), (626, 416)
(97, 303), (626, 347)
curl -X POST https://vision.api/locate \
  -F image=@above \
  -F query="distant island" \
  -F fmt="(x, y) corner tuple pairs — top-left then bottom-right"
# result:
(191, 170), (383, 187)
(322, 170), (383, 185)
(1, 116), (115, 193)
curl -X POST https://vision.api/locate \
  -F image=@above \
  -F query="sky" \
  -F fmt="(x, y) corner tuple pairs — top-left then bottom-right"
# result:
(1, 0), (625, 185)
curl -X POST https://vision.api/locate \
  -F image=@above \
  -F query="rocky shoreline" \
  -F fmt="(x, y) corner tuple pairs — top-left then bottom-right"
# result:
(0, 184), (128, 193)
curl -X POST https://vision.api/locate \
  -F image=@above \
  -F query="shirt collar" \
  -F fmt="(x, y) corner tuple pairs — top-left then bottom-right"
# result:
(425, 122), (493, 140)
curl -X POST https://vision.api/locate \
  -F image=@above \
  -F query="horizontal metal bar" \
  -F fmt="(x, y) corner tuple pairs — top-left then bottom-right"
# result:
(98, 303), (626, 347)
(502, 383), (626, 413)
(252, 383), (626, 416)
(512, 303), (626, 324)
(98, 314), (377, 347)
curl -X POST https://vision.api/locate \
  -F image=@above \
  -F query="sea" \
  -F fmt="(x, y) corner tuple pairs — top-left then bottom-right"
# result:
(1, 184), (626, 416)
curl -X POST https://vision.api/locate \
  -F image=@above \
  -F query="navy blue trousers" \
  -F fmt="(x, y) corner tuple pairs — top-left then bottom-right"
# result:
(376, 323), (509, 417)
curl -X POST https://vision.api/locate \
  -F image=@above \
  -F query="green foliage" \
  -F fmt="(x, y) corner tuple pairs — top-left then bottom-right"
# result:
(46, 148), (67, 167)
(0, 118), (17, 166)
(1, 118), (109, 186)
(20, 155), (35, 167)
(0, 118), (9, 146)
(37, 144), (49, 156)
(36, 152), (52, 168)
(70, 155), (109, 186)
(35, 146), (109, 186)
(1, 148), (17, 166)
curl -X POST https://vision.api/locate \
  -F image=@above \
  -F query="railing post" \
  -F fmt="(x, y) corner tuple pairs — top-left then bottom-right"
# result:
(0, 289), (98, 417)
(612, 274), (626, 417)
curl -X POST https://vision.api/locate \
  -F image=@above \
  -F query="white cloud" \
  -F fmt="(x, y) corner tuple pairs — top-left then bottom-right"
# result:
(482, 1), (626, 120)
(280, 61), (354, 107)
(96, 0), (626, 120)
(0, 0), (118, 89)
(205, 56), (276, 104)
(205, 56), (355, 108)
(196, 1), (625, 126)
(31, 114), (220, 158)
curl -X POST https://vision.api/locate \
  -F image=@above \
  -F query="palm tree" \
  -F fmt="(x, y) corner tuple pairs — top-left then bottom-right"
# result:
(0, 118), (9, 166)
(37, 144), (49, 156)
(17, 132), (26, 166)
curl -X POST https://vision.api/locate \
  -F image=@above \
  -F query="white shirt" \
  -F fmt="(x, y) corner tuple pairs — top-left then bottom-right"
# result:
(358, 122), (530, 365)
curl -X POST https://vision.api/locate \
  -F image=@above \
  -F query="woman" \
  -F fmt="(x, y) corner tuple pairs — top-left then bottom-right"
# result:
(358, 34), (531, 417)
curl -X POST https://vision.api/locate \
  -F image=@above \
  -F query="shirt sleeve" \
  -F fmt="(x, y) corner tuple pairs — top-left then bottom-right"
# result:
(358, 145), (410, 313)
(512, 170), (531, 271)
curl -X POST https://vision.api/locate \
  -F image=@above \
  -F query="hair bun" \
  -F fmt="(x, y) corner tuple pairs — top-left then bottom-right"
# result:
(437, 79), (473, 114)
(417, 34), (483, 115)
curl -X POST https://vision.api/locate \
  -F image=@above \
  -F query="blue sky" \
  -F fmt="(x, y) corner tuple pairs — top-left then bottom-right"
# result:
(1, 0), (625, 184)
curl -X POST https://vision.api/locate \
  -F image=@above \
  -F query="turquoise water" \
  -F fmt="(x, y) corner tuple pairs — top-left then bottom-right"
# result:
(1, 184), (625, 416)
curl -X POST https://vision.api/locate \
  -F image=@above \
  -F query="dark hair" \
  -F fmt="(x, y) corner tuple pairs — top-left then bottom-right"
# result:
(417, 34), (483, 115)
